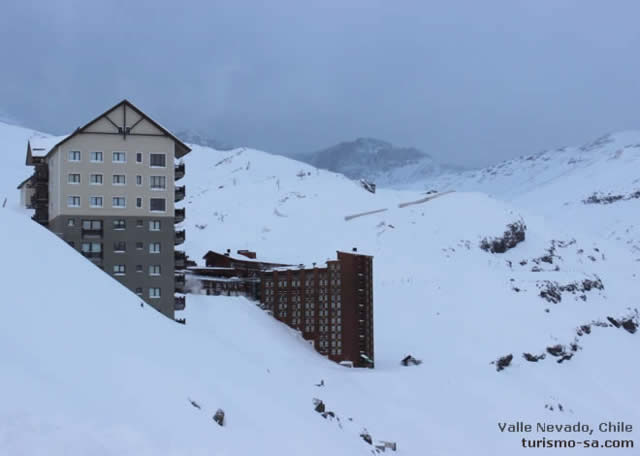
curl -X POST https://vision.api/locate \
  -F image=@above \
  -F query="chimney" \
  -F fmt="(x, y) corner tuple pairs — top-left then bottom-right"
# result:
(352, 247), (358, 252)
(312, 262), (316, 268)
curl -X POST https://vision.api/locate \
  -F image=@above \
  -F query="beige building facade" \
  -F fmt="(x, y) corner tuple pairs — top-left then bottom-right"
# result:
(20, 100), (189, 318)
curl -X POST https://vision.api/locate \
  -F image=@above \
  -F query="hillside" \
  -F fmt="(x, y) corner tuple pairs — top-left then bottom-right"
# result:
(2, 120), (640, 454)
(297, 138), (444, 187)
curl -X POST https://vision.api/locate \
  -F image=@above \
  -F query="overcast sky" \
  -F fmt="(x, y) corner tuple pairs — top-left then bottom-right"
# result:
(1, 1), (639, 167)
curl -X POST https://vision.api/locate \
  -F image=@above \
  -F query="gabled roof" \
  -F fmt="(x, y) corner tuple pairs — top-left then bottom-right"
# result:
(26, 99), (191, 163)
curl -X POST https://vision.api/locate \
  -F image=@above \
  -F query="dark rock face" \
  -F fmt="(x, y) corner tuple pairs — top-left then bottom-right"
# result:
(360, 430), (373, 445)
(583, 190), (639, 205)
(523, 353), (546, 362)
(538, 277), (604, 303)
(313, 399), (325, 413)
(546, 345), (565, 357)
(495, 354), (513, 371)
(400, 355), (423, 366)
(480, 221), (527, 253)
(213, 409), (225, 426)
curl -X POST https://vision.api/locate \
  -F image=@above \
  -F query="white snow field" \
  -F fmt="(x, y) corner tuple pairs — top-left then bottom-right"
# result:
(1, 120), (639, 454)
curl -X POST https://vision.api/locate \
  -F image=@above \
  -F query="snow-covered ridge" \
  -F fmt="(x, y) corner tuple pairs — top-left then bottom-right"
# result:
(2, 119), (640, 454)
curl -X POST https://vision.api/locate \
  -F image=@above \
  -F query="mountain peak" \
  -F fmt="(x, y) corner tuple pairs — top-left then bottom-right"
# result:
(298, 138), (438, 185)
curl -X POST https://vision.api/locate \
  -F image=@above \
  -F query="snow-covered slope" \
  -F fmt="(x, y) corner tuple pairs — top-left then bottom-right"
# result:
(298, 138), (444, 187)
(424, 131), (640, 259)
(2, 120), (640, 454)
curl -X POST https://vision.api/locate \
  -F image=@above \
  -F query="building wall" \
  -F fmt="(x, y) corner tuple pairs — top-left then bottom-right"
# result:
(49, 214), (176, 317)
(19, 184), (34, 208)
(48, 132), (176, 220)
(259, 251), (374, 367)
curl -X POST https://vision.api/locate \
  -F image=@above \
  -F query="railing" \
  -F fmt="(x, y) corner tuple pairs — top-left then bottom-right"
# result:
(175, 250), (186, 268)
(175, 229), (186, 245)
(81, 229), (103, 238)
(175, 185), (185, 202)
(175, 207), (185, 224)
(175, 273), (186, 293)
(175, 163), (185, 181)
(175, 296), (186, 311)
(82, 251), (103, 259)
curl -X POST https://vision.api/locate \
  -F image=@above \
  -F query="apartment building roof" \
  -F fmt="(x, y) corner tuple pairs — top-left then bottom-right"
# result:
(25, 99), (191, 165)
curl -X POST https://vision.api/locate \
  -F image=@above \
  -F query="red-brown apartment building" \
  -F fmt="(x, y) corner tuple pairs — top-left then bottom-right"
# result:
(260, 249), (374, 368)
(188, 248), (375, 367)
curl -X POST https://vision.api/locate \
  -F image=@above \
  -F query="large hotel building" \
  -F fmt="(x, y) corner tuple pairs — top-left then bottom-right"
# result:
(18, 100), (189, 318)
(191, 249), (375, 367)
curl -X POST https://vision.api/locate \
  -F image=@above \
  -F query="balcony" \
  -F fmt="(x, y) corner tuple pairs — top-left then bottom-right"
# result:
(175, 273), (186, 293)
(175, 185), (185, 202)
(175, 250), (186, 269)
(32, 208), (49, 225)
(82, 228), (103, 238)
(82, 251), (103, 260)
(175, 207), (185, 224)
(175, 162), (185, 181)
(175, 229), (185, 245)
(175, 296), (186, 311)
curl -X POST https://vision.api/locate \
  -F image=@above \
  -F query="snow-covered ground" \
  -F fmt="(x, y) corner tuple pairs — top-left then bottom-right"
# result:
(1, 120), (639, 454)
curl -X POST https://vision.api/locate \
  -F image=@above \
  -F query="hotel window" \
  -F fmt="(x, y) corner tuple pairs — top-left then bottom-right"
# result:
(136, 152), (142, 163)
(81, 242), (102, 253)
(113, 151), (126, 163)
(149, 265), (161, 276)
(150, 176), (166, 190)
(90, 151), (103, 162)
(149, 220), (161, 231)
(150, 198), (166, 212)
(136, 197), (142, 208)
(68, 150), (81, 161)
(82, 220), (102, 230)
(150, 153), (166, 167)
(113, 241), (126, 253)
(149, 242), (161, 253)
(67, 196), (80, 207)
(112, 197), (126, 208)
(136, 242), (143, 250)
(136, 265), (143, 273)
(68, 173), (81, 184)
(136, 219), (144, 228)
(90, 174), (103, 185)
(136, 175), (142, 186)
(113, 264), (126, 276)
(149, 287), (161, 299)
(113, 174), (126, 185)
(112, 219), (126, 230)
(135, 287), (143, 296)
(67, 218), (75, 227)
(89, 196), (103, 208)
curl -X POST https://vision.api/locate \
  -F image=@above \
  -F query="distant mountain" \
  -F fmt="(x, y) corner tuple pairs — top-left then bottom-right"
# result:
(175, 129), (234, 151)
(298, 138), (446, 187)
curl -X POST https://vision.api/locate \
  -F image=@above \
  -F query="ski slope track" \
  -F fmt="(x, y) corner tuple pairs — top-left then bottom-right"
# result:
(1, 120), (639, 454)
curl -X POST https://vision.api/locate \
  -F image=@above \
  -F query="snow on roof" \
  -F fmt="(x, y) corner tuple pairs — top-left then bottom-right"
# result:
(29, 133), (69, 157)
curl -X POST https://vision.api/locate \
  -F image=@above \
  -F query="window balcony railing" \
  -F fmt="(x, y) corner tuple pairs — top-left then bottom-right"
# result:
(175, 273), (186, 293)
(81, 228), (103, 238)
(175, 162), (185, 181)
(175, 207), (185, 224)
(174, 229), (185, 245)
(175, 296), (186, 311)
(175, 185), (185, 202)
(175, 250), (186, 269)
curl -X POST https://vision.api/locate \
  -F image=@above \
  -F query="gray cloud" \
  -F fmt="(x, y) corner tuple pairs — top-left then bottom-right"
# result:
(2, 0), (639, 167)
